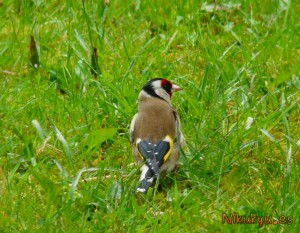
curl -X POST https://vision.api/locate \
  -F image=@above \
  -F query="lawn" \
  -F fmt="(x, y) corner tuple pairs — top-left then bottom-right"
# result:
(0, 0), (299, 232)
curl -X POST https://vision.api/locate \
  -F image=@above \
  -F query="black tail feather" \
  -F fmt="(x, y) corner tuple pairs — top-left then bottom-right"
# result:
(137, 166), (154, 193)
(136, 139), (172, 192)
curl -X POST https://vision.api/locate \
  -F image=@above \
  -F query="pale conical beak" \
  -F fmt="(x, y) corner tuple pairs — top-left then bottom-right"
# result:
(172, 84), (183, 92)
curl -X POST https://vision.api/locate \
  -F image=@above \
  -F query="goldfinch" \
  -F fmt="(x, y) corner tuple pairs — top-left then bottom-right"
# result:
(130, 78), (185, 193)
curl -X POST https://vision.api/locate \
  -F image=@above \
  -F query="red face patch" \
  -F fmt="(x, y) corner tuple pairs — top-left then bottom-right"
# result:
(160, 79), (172, 96)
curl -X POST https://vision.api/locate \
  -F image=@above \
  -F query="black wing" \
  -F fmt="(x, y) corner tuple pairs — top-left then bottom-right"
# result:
(137, 138), (173, 177)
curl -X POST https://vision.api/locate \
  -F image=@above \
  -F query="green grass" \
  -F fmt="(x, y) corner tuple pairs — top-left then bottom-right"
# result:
(0, 0), (299, 232)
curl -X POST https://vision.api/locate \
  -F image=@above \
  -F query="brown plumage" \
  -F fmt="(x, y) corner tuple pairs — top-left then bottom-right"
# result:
(130, 78), (185, 192)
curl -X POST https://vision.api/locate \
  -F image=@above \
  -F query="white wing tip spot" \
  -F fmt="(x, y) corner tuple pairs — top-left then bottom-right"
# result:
(137, 188), (146, 192)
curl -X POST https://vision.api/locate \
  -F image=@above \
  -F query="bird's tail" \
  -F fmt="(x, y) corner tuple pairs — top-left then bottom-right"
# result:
(137, 165), (154, 193)
(136, 139), (161, 176)
(136, 137), (173, 193)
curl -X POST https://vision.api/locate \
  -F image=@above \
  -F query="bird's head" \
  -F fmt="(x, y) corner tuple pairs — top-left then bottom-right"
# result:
(139, 78), (182, 103)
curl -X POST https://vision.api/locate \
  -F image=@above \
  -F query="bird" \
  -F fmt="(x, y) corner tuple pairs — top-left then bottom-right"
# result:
(129, 78), (185, 193)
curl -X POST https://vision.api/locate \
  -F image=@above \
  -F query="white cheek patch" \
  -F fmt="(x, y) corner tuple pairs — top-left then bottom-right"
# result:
(155, 89), (171, 103)
(138, 90), (152, 99)
(151, 80), (162, 89)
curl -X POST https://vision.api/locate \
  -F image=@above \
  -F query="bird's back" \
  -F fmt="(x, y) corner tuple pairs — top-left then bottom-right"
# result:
(134, 98), (176, 143)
